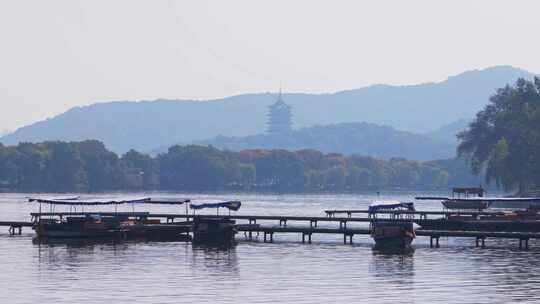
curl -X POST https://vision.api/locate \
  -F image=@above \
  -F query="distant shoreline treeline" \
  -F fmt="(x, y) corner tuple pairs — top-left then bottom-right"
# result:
(0, 140), (486, 193)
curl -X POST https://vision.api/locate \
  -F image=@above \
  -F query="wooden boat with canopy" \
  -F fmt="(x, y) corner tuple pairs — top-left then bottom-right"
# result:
(369, 201), (417, 249)
(190, 201), (241, 244)
(416, 190), (540, 231)
(30, 197), (192, 240)
(416, 187), (540, 210)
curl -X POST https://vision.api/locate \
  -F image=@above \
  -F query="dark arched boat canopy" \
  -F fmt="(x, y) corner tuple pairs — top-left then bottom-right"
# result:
(190, 201), (241, 211)
(368, 201), (415, 213)
(28, 197), (190, 206)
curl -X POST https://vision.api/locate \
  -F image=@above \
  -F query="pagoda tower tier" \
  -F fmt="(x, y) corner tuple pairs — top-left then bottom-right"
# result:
(267, 91), (293, 135)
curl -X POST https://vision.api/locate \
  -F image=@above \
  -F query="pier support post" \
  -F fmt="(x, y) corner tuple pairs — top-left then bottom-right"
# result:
(264, 232), (267, 243)
(519, 238), (529, 250)
(18, 227), (21, 235)
(349, 234), (353, 244)
(475, 237), (486, 248)
(430, 236), (440, 248)
(302, 233), (305, 243)
(270, 233), (274, 243)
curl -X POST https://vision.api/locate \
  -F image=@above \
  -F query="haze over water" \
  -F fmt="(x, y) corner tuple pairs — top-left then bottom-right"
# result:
(1, 192), (539, 304)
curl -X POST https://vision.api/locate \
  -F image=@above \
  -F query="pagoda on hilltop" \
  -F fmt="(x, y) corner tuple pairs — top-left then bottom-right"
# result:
(267, 89), (293, 136)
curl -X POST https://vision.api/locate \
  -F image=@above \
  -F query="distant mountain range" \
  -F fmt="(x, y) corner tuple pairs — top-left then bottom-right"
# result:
(1, 65), (537, 158)
(197, 122), (456, 160)
(426, 118), (472, 144)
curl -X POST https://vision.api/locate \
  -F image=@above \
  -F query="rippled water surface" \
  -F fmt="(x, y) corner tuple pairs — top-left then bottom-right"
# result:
(1, 192), (540, 304)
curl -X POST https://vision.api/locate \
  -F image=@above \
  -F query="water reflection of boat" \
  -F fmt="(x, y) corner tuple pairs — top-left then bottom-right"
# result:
(372, 244), (415, 255)
(369, 201), (416, 249)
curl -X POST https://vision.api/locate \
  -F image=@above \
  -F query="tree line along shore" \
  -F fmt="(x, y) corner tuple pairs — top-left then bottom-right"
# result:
(0, 140), (482, 192)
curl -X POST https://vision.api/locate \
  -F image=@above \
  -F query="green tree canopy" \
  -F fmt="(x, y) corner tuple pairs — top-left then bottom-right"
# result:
(458, 77), (540, 192)
(0, 140), (486, 192)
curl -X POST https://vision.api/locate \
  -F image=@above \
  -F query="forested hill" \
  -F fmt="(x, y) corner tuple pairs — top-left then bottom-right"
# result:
(198, 122), (455, 161)
(0, 140), (486, 193)
(1, 66), (536, 154)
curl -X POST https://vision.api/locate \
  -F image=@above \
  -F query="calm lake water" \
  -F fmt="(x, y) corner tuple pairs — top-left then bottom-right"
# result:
(1, 192), (539, 304)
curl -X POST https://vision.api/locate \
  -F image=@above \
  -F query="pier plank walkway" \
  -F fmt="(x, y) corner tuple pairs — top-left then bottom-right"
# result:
(0, 221), (34, 235)
(324, 209), (507, 218)
(235, 224), (540, 249)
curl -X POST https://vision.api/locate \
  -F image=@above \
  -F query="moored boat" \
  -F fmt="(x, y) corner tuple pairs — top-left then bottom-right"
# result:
(371, 221), (415, 249)
(190, 201), (241, 244)
(34, 214), (128, 238)
(416, 187), (540, 210)
(30, 197), (191, 240)
(417, 204), (540, 232)
(192, 217), (237, 244)
(441, 199), (491, 210)
(369, 201), (416, 249)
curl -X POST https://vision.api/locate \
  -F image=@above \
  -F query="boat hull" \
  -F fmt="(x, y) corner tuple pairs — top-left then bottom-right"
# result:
(442, 200), (490, 210)
(373, 235), (414, 249)
(490, 201), (537, 209)
(417, 219), (540, 232)
(34, 223), (126, 239)
(125, 224), (191, 241)
(192, 217), (237, 244)
(371, 222), (415, 249)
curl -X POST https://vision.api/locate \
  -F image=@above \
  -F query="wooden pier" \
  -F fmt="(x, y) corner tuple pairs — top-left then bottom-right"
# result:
(6, 211), (538, 250)
(234, 224), (540, 249)
(0, 221), (34, 235)
(324, 209), (507, 219)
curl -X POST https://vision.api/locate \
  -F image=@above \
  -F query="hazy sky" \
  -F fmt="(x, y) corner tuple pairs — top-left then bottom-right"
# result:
(1, 0), (540, 132)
